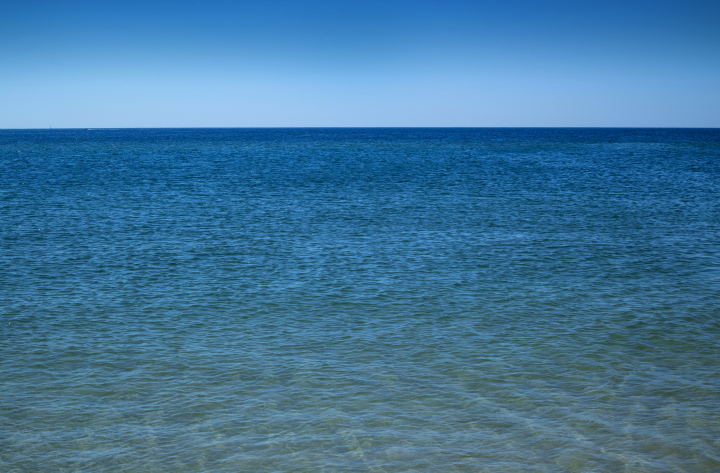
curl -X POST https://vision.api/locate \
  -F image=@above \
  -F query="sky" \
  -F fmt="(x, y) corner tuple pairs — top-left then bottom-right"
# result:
(1, 0), (719, 128)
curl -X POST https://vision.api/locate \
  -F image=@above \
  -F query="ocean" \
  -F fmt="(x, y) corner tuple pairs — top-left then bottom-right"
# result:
(2, 128), (719, 472)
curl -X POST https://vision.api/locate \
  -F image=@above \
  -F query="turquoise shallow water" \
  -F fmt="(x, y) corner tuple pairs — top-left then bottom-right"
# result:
(1, 128), (719, 472)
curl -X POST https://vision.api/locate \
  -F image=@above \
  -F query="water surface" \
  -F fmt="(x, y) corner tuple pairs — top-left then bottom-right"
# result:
(1, 128), (719, 472)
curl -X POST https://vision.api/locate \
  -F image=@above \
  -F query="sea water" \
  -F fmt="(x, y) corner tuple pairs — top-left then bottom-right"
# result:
(1, 128), (719, 472)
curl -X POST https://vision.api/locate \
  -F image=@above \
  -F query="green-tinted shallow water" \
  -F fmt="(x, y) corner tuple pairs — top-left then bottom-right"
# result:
(1, 128), (719, 472)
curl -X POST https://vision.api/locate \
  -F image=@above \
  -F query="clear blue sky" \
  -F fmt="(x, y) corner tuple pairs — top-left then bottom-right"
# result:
(2, 0), (719, 127)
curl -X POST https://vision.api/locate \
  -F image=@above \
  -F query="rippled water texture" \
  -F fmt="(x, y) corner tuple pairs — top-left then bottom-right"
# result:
(2, 128), (719, 472)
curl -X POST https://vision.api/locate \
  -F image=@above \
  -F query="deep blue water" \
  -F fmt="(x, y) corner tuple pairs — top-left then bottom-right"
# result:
(1, 128), (719, 472)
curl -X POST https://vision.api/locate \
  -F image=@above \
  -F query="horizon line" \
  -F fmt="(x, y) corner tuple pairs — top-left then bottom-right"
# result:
(3, 126), (720, 131)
